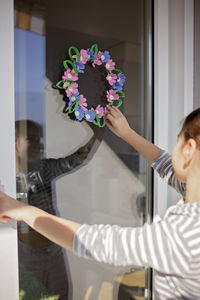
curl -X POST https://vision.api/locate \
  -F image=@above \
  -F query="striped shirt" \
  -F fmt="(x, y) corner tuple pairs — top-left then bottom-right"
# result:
(73, 150), (200, 299)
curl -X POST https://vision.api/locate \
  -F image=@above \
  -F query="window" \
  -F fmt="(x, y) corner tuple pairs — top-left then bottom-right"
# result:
(14, 1), (153, 299)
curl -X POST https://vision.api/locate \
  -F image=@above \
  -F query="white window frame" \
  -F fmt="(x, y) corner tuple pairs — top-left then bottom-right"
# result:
(154, 0), (194, 218)
(0, 0), (19, 299)
(153, 2), (194, 299)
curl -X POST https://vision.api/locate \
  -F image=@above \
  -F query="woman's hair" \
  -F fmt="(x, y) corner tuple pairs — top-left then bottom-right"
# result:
(180, 108), (200, 145)
(15, 120), (43, 139)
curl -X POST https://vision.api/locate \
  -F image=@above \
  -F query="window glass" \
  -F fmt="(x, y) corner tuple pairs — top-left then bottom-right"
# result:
(14, 1), (153, 299)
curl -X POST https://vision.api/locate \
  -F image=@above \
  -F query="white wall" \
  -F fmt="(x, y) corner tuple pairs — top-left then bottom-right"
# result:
(154, 0), (194, 213)
(0, 1), (19, 299)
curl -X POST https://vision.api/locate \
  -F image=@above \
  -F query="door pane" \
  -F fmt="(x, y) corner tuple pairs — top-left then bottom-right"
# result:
(14, 0), (153, 299)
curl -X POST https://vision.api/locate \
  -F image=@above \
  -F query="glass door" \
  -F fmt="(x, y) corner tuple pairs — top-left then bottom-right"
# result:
(14, 0), (153, 299)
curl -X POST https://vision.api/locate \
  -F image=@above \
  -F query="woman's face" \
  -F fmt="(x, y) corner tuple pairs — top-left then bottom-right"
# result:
(172, 133), (187, 183)
(16, 126), (43, 164)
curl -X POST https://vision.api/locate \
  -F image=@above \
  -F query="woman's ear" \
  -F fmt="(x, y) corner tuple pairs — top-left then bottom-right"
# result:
(183, 139), (196, 168)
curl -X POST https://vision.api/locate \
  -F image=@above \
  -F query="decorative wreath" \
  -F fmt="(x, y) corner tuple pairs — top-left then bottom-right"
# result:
(55, 43), (125, 127)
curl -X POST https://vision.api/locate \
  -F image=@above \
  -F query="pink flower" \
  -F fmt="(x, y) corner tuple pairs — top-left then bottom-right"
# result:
(92, 51), (103, 67)
(65, 83), (78, 97)
(62, 69), (78, 81)
(80, 49), (89, 64)
(79, 94), (88, 111)
(95, 105), (104, 118)
(106, 89), (119, 102)
(105, 59), (115, 71)
(104, 106), (109, 114)
(106, 73), (117, 86)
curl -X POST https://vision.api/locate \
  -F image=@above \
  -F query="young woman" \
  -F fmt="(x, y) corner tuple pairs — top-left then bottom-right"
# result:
(0, 107), (200, 299)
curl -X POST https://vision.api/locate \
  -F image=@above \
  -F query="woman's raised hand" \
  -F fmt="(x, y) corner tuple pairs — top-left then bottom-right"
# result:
(105, 106), (131, 140)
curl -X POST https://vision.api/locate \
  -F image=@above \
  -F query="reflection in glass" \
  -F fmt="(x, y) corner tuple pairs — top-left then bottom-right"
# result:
(15, 118), (100, 299)
(14, 0), (152, 299)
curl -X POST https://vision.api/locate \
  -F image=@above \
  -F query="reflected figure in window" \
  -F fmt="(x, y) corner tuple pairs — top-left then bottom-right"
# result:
(15, 120), (102, 300)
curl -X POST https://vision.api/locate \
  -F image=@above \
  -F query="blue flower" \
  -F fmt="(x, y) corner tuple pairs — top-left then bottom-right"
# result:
(74, 62), (85, 73)
(68, 92), (80, 106)
(87, 49), (95, 60)
(112, 82), (123, 90)
(100, 51), (110, 62)
(74, 106), (85, 121)
(84, 109), (96, 122)
(117, 73), (125, 86)
(113, 73), (125, 90)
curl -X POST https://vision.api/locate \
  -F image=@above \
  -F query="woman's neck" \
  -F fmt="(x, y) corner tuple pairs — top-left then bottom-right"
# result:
(15, 155), (27, 173)
(15, 155), (22, 172)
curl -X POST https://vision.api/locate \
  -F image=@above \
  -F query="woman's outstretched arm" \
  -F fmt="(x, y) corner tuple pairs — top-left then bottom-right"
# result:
(0, 192), (192, 279)
(0, 192), (81, 251)
(106, 106), (161, 164)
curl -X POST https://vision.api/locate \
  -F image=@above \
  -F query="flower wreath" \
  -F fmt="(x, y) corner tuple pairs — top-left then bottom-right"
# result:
(55, 43), (125, 127)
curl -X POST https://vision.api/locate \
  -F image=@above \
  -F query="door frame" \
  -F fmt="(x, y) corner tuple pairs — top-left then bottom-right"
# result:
(154, 0), (194, 296)
(154, 0), (194, 217)
(0, 0), (19, 299)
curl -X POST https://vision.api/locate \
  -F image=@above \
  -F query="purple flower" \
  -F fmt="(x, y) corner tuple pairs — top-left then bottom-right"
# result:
(87, 49), (94, 60)
(79, 94), (88, 111)
(106, 89), (119, 102)
(65, 82), (78, 97)
(105, 59), (115, 71)
(116, 73), (126, 86)
(84, 109), (96, 122)
(74, 106), (85, 121)
(68, 92), (80, 106)
(100, 51), (110, 62)
(92, 51), (103, 67)
(104, 106), (109, 114)
(95, 105), (104, 118)
(113, 73), (125, 90)
(74, 62), (85, 73)
(80, 49), (89, 64)
(112, 82), (123, 91)
(106, 73), (117, 86)
(62, 69), (78, 81)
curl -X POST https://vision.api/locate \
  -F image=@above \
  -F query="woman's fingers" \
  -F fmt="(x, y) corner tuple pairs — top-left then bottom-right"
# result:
(106, 106), (121, 120)
(105, 112), (115, 125)
(109, 106), (124, 118)
(106, 106), (116, 118)
(111, 106), (123, 117)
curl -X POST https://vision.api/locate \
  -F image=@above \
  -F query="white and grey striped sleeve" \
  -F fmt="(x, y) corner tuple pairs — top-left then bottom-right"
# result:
(73, 221), (191, 277)
(151, 150), (186, 196)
